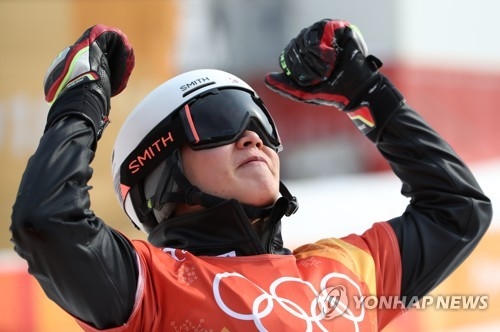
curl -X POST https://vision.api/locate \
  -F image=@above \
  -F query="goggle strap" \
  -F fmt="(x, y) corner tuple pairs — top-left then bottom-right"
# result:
(120, 120), (185, 188)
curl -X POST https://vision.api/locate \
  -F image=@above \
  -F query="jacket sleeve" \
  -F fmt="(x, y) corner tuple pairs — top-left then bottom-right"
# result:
(363, 76), (492, 301)
(10, 90), (138, 329)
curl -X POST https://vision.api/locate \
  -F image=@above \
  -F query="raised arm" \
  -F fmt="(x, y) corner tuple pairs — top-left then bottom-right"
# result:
(265, 19), (492, 301)
(10, 25), (138, 329)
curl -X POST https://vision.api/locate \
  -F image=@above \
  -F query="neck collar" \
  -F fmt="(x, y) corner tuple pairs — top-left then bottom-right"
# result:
(147, 198), (291, 256)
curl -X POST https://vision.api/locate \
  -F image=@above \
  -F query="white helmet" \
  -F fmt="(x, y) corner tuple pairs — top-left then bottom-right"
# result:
(112, 69), (286, 233)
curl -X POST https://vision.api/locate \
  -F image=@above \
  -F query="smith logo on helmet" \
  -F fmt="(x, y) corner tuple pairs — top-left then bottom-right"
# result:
(180, 77), (215, 94)
(128, 131), (175, 174)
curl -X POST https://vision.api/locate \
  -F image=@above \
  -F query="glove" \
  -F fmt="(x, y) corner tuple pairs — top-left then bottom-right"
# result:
(265, 19), (382, 110)
(43, 24), (135, 139)
(265, 19), (403, 140)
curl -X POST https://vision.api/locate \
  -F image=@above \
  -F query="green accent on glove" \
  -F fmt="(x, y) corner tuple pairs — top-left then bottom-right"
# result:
(279, 52), (291, 76)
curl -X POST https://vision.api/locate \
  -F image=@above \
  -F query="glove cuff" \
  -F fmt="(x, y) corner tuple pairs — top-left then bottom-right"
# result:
(44, 83), (110, 147)
(346, 75), (405, 143)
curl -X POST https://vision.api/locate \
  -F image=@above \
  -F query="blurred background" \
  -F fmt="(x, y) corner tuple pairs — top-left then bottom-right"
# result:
(0, 0), (498, 331)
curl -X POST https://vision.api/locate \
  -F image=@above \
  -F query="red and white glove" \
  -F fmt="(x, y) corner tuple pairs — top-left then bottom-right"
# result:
(43, 24), (135, 138)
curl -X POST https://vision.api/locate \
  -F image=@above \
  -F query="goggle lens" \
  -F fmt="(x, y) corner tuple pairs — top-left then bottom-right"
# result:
(180, 89), (282, 151)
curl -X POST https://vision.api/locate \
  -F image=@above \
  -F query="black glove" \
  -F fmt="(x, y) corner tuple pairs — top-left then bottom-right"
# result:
(265, 19), (384, 109)
(43, 24), (135, 139)
(265, 19), (404, 140)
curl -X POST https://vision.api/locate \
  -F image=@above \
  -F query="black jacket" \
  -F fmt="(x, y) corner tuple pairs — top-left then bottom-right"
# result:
(10, 78), (492, 329)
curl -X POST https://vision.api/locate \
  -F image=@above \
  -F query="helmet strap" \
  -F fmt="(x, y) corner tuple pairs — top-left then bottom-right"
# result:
(155, 156), (299, 220)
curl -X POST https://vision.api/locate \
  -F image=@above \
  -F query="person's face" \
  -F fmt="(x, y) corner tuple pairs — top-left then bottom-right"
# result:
(181, 130), (280, 208)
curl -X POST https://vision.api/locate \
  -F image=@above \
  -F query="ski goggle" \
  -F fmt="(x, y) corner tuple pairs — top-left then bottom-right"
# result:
(179, 88), (282, 152)
(120, 88), (282, 188)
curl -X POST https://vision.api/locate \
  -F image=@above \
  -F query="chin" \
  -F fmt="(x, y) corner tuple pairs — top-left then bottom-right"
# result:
(241, 192), (279, 207)
(230, 182), (279, 207)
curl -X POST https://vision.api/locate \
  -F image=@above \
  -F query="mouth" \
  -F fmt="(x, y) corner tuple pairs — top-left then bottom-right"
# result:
(239, 156), (268, 168)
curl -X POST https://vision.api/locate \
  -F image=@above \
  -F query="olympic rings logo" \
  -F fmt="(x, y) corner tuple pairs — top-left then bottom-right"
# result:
(212, 272), (365, 331)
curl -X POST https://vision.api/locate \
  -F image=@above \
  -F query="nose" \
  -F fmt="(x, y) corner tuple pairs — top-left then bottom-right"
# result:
(236, 130), (264, 150)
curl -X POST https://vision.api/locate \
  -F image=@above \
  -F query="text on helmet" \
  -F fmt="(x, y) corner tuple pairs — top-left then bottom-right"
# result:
(128, 131), (175, 174)
(180, 76), (213, 92)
